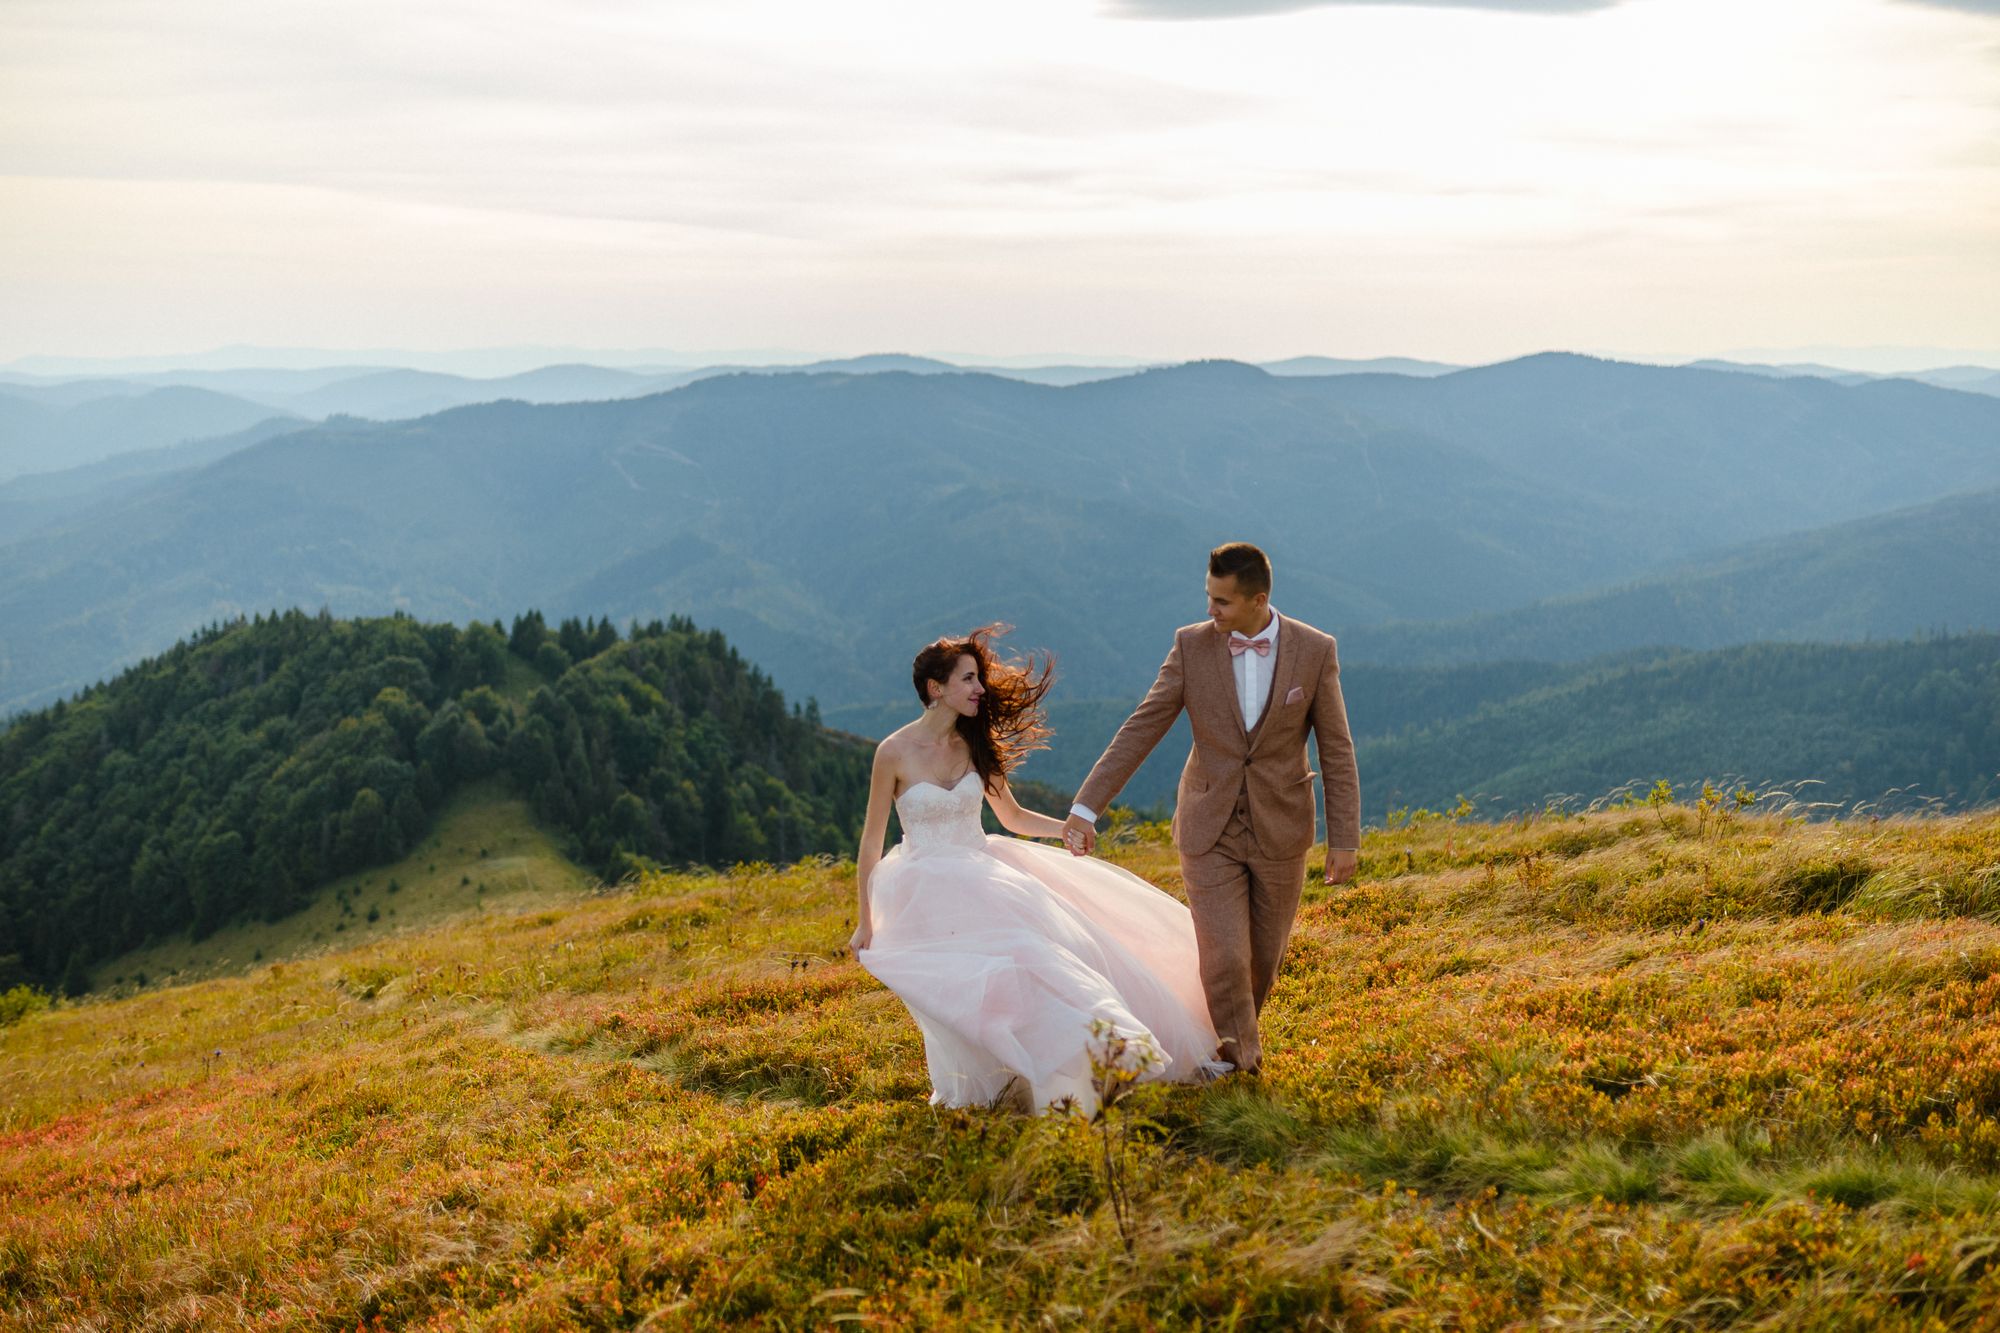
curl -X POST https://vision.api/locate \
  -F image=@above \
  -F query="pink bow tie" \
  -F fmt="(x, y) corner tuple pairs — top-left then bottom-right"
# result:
(1228, 636), (1271, 657)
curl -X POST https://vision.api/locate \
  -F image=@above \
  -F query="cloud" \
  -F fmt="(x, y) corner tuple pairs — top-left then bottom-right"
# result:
(1897, 0), (2000, 13)
(0, 3), (1263, 247)
(3, 0), (1994, 363)
(1109, 0), (1619, 17)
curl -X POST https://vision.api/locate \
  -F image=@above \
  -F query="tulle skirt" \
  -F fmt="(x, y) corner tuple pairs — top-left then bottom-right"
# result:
(857, 836), (1220, 1115)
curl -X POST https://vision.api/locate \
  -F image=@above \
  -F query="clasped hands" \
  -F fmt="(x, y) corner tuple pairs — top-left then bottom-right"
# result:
(1061, 814), (1359, 885)
(1061, 813), (1097, 857)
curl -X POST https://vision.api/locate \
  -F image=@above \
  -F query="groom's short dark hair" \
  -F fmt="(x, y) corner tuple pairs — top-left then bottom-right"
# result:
(1209, 542), (1271, 596)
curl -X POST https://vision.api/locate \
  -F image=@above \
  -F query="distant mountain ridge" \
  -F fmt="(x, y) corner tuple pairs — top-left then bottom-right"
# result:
(1344, 484), (2000, 666)
(0, 416), (306, 546)
(4, 353), (2000, 717)
(1259, 355), (1459, 377)
(1685, 359), (2000, 398)
(0, 385), (300, 483)
(9, 348), (1995, 455)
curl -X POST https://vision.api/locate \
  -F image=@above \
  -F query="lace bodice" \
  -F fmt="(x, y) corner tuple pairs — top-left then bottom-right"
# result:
(895, 769), (987, 853)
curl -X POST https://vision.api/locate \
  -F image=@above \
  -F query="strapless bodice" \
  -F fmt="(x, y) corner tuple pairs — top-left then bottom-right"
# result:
(895, 770), (986, 853)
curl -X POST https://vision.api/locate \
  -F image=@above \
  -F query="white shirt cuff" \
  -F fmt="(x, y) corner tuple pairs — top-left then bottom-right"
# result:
(1069, 803), (1098, 824)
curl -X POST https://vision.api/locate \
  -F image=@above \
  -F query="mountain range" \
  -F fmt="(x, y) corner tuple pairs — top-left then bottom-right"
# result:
(0, 385), (297, 483)
(0, 352), (1483, 428)
(1345, 484), (2000, 665)
(2, 353), (1998, 718)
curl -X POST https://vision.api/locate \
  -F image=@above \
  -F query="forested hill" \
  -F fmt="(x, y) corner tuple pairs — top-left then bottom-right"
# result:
(0, 611), (871, 995)
(1343, 484), (2000, 667)
(1357, 634), (2000, 817)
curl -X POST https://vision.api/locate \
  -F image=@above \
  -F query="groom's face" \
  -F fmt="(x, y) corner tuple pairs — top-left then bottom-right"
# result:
(1206, 573), (1270, 636)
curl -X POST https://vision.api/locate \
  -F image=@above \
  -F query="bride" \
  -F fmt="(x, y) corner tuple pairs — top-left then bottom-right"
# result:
(850, 625), (1222, 1115)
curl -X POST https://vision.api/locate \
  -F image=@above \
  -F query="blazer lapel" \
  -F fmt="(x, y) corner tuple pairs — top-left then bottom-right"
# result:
(1250, 614), (1301, 754)
(1198, 622), (1248, 743)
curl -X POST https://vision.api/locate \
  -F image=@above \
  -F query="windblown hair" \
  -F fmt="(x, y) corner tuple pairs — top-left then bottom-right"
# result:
(1209, 541), (1272, 596)
(910, 624), (1054, 791)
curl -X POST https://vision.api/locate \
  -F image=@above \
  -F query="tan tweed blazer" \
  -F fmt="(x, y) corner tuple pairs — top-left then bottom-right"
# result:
(1074, 614), (1361, 858)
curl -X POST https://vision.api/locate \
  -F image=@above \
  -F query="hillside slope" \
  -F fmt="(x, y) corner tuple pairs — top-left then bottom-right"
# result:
(5, 805), (1999, 1325)
(0, 384), (299, 482)
(1347, 485), (2000, 666)
(0, 415), (306, 546)
(81, 778), (593, 997)
(0, 611), (869, 995)
(1355, 635), (2000, 816)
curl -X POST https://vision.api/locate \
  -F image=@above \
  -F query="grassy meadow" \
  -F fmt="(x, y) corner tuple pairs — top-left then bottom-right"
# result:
(5, 796), (2000, 1328)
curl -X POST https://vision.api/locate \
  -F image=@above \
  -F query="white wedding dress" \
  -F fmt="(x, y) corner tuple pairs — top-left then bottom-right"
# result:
(857, 770), (1221, 1115)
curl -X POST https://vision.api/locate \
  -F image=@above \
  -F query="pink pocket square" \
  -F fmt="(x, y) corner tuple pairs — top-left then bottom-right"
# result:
(1285, 686), (1305, 706)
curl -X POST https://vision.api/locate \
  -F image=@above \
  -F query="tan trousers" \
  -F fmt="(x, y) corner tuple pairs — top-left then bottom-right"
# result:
(1178, 790), (1307, 1073)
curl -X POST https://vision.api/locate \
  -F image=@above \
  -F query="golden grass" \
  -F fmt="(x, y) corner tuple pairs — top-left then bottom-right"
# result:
(4, 802), (2000, 1328)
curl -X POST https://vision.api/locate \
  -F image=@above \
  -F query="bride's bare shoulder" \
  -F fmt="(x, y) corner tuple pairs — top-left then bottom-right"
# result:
(876, 721), (920, 751)
(873, 722), (922, 769)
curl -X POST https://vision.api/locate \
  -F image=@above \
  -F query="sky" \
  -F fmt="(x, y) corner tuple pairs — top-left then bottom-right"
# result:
(2, 0), (1997, 367)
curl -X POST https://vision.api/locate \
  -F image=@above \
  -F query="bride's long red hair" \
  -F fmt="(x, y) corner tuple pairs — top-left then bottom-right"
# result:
(912, 624), (1054, 791)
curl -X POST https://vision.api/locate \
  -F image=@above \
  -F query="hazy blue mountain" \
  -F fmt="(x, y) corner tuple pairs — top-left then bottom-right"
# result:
(1912, 366), (2000, 388)
(1297, 355), (2000, 543)
(780, 353), (960, 375)
(1, 357), (1073, 435)
(0, 366), (394, 403)
(265, 355), (1040, 419)
(1, 345), (697, 378)
(1682, 358), (1874, 383)
(656, 354), (1143, 391)
(1259, 355), (1460, 377)
(975, 365), (1147, 386)
(1944, 370), (2000, 398)
(0, 417), (305, 546)
(124, 365), (401, 397)
(0, 385), (301, 483)
(1343, 485), (2000, 666)
(1677, 359), (2000, 397)
(4, 356), (2000, 716)
(0, 377), (160, 408)
(280, 364), (663, 419)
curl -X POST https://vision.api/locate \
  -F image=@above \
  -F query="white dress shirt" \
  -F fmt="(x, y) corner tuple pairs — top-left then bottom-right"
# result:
(1230, 608), (1280, 732)
(1070, 610), (1280, 826)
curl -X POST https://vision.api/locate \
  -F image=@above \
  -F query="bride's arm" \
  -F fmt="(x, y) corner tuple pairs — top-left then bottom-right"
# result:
(851, 745), (899, 950)
(986, 775), (1071, 842)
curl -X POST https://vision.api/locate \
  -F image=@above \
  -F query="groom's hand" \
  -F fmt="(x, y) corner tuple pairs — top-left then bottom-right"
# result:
(1062, 814), (1097, 857)
(1324, 848), (1358, 885)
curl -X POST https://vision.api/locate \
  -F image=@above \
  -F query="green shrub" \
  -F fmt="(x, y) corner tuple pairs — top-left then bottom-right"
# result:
(0, 984), (51, 1025)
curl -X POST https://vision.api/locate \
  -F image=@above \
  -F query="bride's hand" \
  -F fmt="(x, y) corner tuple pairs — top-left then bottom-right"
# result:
(1062, 813), (1097, 856)
(849, 920), (873, 953)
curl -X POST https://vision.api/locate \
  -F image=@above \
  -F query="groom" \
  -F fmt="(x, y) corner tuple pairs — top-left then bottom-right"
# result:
(1063, 542), (1360, 1075)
